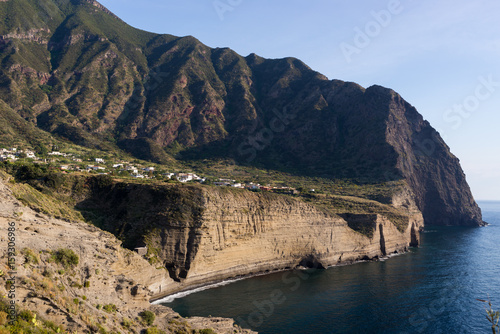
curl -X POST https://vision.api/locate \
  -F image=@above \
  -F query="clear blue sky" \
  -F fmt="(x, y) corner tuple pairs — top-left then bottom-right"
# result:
(100, 0), (500, 201)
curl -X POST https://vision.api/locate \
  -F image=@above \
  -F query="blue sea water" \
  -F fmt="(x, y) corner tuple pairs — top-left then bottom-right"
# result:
(161, 201), (500, 333)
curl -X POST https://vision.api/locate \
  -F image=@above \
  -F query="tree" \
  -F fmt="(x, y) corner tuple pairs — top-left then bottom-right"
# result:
(34, 143), (48, 156)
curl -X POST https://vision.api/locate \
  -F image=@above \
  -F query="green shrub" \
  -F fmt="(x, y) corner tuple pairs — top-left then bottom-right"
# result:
(14, 164), (46, 181)
(44, 172), (65, 189)
(139, 310), (155, 326)
(70, 281), (83, 289)
(198, 330), (216, 334)
(22, 248), (39, 265)
(103, 304), (117, 313)
(146, 327), (165, 334)
(43, 319), (64, 333)
(84, 280), (90, 288)
(40, 84), (53, 95)
(121, 318), (132, 329)
(52, 248), (79, 268)
(18, 309), (35, 322)
(42, 268), (52, 278)
(89, 174), (113, 190)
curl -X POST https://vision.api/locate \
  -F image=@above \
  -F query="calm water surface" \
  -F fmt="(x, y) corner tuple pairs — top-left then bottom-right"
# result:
(161, 201), (500, 333)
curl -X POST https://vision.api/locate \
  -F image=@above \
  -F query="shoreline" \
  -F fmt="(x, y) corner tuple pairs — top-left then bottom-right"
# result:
(150, 247), (412, 304)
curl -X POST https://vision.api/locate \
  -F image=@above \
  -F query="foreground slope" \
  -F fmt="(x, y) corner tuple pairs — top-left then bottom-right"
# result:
(0, 0), (484, 226)
(0, 171), (255, 333)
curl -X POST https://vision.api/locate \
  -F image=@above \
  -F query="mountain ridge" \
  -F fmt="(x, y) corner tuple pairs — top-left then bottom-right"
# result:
(0, 0), (484, 226)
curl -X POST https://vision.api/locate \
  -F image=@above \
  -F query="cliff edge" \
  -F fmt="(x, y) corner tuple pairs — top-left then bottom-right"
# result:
(76, 180), (424, 299)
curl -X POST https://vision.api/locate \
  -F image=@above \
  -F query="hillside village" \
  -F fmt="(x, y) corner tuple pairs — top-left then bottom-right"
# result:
(0, 146), (300, 195)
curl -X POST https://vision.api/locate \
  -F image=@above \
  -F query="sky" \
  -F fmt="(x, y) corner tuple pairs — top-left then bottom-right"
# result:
(99, 0), (500, 201)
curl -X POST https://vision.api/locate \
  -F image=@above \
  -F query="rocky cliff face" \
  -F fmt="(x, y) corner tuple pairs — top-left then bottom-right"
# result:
(0, 171), (255, 333)
(376, 86), (484, 226)
(78, 182), (424, 298)
(0, 0), (484, 228)
(159, 187), (424, 298)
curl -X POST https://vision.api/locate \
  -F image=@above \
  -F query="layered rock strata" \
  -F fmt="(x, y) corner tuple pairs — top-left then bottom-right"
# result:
(81, 182), (423, 300)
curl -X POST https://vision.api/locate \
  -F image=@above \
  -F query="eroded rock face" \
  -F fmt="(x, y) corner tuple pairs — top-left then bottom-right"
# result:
(156, 202), (423, 297)
(81, 182), (423, 299)
(375, 86), (485, 226)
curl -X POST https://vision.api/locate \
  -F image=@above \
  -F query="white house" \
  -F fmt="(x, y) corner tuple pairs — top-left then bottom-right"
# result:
(176, 173), (202, 183)
(177, 173), (193, 183)
(95, 158), (105, 164)
(86, 165), (105, 171)
(246, 183), (261, 190)
(25, 150), (36, 159)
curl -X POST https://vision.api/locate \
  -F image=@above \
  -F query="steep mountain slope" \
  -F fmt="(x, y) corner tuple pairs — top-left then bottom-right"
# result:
(0, 0), (483, 226)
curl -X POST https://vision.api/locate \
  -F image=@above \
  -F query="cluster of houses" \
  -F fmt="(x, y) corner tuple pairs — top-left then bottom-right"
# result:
(2, 146), (300, 196)
(83, 160), (156, 178)
(84, 163), (206, 183)
(0, 148), (37, 162)
(212, 179), (299, 195)
(48, 151), (83, 162)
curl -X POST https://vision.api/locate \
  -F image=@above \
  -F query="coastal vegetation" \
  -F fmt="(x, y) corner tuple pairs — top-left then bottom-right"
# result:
(478, 299), (500, 334)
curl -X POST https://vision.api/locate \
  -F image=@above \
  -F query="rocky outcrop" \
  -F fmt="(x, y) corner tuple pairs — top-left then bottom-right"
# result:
(373, 86), (485, 226)
(77, 182), (423, 299)
(153, 187), (423, 298)
(0, 28), (51, 44)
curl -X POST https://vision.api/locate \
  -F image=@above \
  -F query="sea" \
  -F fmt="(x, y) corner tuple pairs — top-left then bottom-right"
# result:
(158, 201), (500, 333)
